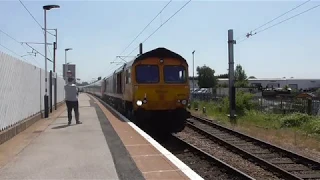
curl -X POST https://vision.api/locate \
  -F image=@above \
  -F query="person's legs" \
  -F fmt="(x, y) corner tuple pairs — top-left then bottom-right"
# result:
(74, 101), (81, 124)
(66, 101), (72, 125)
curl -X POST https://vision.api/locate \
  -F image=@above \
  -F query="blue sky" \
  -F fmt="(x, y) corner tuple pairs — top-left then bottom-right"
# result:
(0, 0), (319, 82)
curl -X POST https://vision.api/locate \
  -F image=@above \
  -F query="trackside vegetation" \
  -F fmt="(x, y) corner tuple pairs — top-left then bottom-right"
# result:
(190, 91), (320, 137)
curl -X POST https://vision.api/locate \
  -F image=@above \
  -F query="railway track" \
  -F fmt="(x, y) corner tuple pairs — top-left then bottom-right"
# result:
(161, 134), (254, 180)
(91, 94), (252, 179)
(187, 115), (320, 180)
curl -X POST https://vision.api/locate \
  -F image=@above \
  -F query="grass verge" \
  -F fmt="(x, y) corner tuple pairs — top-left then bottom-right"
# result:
(189, 92), (320, 161)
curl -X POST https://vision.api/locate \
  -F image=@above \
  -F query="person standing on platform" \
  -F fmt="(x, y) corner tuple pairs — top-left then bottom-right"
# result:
(64, 77), (82, 125)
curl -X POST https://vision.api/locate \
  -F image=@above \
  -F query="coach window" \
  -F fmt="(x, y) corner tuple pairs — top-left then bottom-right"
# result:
(126, 69), (131, 84)
(135, 65), (159, 83)
(164, 65), (186, 83)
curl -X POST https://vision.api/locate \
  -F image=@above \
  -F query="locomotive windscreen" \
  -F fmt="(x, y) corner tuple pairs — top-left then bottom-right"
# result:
(164, 65), (187, 83)
(136, 65), (159, 83)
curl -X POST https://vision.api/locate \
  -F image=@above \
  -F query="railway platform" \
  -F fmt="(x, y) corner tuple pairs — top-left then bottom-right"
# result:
(0, 93), (202, 180)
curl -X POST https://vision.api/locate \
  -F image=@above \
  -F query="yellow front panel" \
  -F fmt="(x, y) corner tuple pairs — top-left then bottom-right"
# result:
(131, 57), (190, 110)
(133, 85), (189, 110)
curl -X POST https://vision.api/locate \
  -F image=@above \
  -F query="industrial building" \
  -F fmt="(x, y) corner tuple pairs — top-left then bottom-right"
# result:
(189, 77), (320, 92)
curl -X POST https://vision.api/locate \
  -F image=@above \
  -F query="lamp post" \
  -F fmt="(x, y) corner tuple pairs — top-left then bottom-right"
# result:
(65, 48), (72, 83)
(192, 50), (195, 95)
(47, 28), (58, 72)
(46, 28), (57, 111)
(43, 4), (60, 118)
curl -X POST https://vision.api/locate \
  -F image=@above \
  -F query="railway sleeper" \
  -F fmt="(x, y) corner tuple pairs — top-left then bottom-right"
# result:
(298, 173), (320, 179)
(192, 115), (320, 171)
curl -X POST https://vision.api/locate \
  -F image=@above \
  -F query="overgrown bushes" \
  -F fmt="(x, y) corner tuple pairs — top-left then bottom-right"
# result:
(190, 91), (320, 136)
(279, 113), (320, 135)
(280, 113), (312, 128)
(221, 90), (258, 115)
(191, 91), (258, 115)
(304, 120), (320, 135)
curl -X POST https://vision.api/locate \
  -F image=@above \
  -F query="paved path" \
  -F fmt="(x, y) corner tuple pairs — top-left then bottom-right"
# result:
(0, 94), (120, 180)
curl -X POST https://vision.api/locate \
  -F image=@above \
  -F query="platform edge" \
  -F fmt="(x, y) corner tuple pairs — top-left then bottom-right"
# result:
(91, 94), (204, 180)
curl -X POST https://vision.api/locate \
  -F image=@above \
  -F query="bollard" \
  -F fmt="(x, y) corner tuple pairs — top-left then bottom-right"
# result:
(228, 114), (237, 127)
(283, 109), (286, 115)
(194, 102), (199, 111)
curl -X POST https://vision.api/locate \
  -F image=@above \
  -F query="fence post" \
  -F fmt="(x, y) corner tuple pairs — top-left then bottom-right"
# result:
(49, 70), (53, 113)
(307, 98), (312, 115)
(54, 75), (57, 110)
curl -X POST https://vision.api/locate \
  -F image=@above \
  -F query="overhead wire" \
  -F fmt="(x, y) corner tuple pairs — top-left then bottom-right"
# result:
(255, 4), (320, 35)
(99, 0), (192, 80)
(0, 1), (44, 66)
(251, 0), (311, 33)
(98, 0), (176, 79)
(19, 0), (43, 31)
(0, 43), (31, 64)
(0, 27), (50, 66)
(23, 43), (53, 62)
(119, 0), (173, 56)
(237, 2), (320, 44)
(126, 0), (192, 57)
(20, 44), (42, 67)
(0, 29), (42, 66)
(19, 0), (55, 66)
(236, 0), (312, 42)
(0, 29), (20, 44)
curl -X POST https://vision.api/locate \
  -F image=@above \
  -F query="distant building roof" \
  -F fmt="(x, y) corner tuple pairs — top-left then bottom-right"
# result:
(296, 92), (317, 98)
(188, 77), (320, 81)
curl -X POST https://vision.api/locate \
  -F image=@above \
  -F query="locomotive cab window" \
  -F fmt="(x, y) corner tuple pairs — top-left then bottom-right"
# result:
(164, 65), (186, 83)
(135, 65), (159, 83)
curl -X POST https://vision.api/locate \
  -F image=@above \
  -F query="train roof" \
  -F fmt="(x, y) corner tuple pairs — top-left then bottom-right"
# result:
(133, 47), (187, 64)
(104, 47), (187, 80)
(113, 60), (135, 74)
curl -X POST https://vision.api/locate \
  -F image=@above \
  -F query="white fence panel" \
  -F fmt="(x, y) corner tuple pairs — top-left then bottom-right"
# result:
(0, 51), (65, 131)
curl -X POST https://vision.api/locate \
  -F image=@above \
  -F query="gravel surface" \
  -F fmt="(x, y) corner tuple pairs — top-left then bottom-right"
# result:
(161, 136), (249, 180)
(189, 118), (320, 179)
(195, 113), (320, 163)
(176, 126), (282, 180)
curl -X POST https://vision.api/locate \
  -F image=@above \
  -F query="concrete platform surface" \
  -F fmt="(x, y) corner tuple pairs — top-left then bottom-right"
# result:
(0, 94), (121, 180)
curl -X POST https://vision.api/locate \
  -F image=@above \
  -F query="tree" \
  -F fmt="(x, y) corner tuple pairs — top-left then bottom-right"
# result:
(196, 65), (218, 88)
(235, 64), (247, 81)
(235, 64), (248, 87)
(248, 76), (256, 79)
(217, 73), (228, 78)
(235, 81), (249, 88)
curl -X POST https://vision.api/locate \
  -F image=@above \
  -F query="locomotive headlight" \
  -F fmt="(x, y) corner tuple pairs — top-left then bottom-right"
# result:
(136, 100), (143, 106)
(181, 100), (187, 105)
(143, 99), (147, 104)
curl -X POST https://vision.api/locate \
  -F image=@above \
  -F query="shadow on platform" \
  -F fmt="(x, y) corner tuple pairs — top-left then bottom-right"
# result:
(51, 124), (76, 129)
